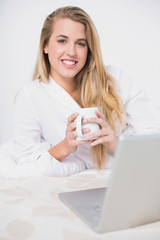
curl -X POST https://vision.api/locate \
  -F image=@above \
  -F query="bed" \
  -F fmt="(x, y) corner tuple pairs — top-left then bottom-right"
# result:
(0, 169), (160, 240)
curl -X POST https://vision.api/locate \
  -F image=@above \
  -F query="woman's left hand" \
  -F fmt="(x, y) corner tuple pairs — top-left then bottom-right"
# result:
(85, 110), (118, 153)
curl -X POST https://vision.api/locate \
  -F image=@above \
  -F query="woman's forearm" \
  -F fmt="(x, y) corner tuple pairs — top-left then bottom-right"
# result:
(48, 140), (71, 162)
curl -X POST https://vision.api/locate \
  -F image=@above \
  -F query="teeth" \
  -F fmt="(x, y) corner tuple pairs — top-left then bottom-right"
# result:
(63, 60), (76, 66)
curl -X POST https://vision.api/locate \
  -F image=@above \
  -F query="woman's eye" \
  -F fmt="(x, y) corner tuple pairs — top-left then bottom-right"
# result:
(58, 39), (66, 43)
(77, 42), (86, 47)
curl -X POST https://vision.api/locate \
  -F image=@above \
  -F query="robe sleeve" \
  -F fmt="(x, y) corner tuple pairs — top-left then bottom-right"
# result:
(12, 86), (86, 177)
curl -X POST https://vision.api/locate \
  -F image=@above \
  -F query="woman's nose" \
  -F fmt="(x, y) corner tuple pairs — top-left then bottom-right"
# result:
(66, 43), (76, 56)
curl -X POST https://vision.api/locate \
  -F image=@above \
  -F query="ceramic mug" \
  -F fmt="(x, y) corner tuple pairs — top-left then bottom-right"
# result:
(76, 107), (100, 140)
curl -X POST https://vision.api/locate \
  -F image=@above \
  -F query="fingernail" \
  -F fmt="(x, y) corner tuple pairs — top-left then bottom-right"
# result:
(91, 142), (95, 146)
(85, 135), (90, 140)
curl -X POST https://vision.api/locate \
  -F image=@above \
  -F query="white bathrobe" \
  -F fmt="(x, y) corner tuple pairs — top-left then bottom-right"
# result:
(0, 66), (160, 178)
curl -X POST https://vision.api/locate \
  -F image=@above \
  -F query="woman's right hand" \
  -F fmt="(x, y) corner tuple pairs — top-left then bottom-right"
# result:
(48, 112), (91, 161)
(63, 112), (91, 155)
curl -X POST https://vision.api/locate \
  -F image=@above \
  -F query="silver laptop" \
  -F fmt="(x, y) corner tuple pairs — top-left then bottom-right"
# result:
(59, 134), (160, 233)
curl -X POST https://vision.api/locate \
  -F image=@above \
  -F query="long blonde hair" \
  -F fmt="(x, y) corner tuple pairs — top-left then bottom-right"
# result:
(33, 6), (126, 169)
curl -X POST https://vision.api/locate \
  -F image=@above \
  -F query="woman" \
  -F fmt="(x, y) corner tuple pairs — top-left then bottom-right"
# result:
(0, 6), (159, 178)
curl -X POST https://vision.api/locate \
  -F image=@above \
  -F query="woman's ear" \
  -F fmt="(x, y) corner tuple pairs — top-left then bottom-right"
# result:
(44, 47), (48, 54)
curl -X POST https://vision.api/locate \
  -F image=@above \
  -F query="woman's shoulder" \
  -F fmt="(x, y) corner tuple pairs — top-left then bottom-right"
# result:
(19, 79), (47, 96)
(106, 65), (141, 102)
(106, 65), (132, 86)
(14, 79), (47, 104)
(22, 79), (45, 92)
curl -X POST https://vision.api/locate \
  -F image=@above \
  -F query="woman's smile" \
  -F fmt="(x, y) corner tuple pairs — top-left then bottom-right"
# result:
(61, 59), (78, 68)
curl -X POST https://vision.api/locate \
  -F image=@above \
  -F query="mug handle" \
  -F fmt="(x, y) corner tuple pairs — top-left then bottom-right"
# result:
(76, 114), (83, 138)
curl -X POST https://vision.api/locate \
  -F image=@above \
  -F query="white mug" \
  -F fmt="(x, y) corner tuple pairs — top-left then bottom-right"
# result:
(76, 107), (100, 140)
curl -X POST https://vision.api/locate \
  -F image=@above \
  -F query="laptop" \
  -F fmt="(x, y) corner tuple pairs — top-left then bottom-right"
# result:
(59, 134), (160, 233)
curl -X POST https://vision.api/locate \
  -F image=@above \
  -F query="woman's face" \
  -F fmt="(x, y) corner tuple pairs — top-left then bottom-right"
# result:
(44, 18), (88, 85)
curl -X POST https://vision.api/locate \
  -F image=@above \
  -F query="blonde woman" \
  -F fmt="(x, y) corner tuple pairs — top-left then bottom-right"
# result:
(0, 6), (159, 178)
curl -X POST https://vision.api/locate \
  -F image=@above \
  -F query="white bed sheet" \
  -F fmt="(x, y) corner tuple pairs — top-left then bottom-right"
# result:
(0, 169), (160, 240)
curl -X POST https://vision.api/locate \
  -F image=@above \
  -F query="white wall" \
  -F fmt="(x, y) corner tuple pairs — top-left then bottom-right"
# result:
(0, 0), (160, 143)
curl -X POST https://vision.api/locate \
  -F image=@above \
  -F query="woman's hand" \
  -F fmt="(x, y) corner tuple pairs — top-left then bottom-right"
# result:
(49, 112), (91, 161)
(63, 112), (91, 155)
(85, 110), (118, 153)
